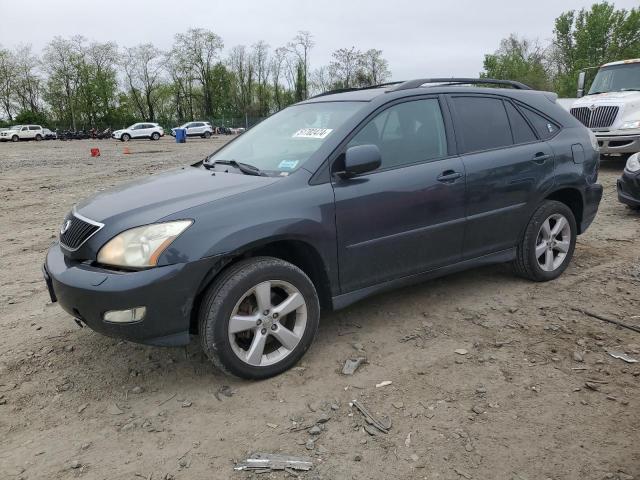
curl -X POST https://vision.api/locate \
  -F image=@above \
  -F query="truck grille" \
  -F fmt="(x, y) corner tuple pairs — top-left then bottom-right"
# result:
(570, 106), (619, 129)
(59, 212), (103, 250)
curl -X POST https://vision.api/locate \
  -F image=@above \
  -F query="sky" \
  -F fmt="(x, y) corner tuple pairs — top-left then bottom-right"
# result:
(1, 0), (638, 80)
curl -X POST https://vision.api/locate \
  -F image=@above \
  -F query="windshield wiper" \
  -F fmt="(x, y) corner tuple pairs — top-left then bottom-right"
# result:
(207, 159), (267, 176)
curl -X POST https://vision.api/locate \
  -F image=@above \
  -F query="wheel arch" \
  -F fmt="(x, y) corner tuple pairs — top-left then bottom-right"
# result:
(189, 237), (333, 335)
(545, 187), (585, 233)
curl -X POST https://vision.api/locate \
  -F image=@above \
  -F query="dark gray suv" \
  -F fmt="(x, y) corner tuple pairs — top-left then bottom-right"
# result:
(43, 78), (603, 379)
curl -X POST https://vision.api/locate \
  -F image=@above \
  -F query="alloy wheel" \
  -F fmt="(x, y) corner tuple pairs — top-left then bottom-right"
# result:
(535, 213), (571, 272)
(228, 280), (307, 367)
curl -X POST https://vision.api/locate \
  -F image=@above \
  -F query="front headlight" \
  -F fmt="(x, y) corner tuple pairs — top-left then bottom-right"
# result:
(626, 153), (640, 173)
(620, 120), (640, 130)
(97, 220), (193, 268)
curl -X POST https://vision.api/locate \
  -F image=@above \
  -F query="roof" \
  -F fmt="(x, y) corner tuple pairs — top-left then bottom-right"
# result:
(602, 58), (640, 67)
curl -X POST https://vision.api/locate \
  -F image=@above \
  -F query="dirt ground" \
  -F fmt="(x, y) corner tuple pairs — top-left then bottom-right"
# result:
(0, 137), (639, 480)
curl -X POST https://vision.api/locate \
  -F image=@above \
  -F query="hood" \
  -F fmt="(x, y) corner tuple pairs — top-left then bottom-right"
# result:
(575, 91), (640, 105)
(75, 166), (279, 226)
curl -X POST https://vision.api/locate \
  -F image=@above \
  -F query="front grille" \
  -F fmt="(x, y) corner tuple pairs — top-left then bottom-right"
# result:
(60, 212), (102, 250)
(570, 106), (619, 128)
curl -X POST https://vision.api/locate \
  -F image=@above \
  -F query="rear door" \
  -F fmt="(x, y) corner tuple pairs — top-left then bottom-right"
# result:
(448, 95), (555, 259)
(21, 126), (32, 139)
(332, 96), (466, 292)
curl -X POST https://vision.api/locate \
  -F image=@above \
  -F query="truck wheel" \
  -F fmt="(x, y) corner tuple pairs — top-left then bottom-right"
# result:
(513, 200), (577, 282)
(11, 135), (19, 142)
(121, 133), (130, 142)
(199, 257), (320, 379)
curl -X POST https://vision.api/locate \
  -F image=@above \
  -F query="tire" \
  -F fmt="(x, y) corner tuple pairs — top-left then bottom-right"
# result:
(35, 134), (42, 141)
(513, 200), (577, 282)
(199, 257), (320, 379)
(121, 133), (130, 142)
(151, 132), (160, 141)
(203, 131), (211, 139)
(11, 135), (19, 142)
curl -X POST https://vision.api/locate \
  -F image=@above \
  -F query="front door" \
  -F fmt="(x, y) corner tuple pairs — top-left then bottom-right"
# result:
(332, 97), (466, 293)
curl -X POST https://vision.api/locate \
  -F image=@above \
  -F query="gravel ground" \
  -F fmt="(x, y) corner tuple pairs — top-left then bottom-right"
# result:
(0, 137), (639, 480)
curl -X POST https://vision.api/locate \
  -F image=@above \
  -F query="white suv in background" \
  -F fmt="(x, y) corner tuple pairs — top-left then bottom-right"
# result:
(0, 125), (44, 142)
(112, 123), (164, 142)
(170, 121), (213, 138)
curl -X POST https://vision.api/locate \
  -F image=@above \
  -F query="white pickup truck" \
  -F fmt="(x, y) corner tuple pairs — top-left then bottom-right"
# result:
(0, 124), (44, 142)
(570, 59), (640, 157)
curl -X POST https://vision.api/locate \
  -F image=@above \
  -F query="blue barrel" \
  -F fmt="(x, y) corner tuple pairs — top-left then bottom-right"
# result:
(175, 128), (186, 143)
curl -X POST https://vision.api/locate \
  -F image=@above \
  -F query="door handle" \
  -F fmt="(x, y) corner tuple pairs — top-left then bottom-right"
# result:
(532, 153), (552, 164)
(437, 170), (463, 182)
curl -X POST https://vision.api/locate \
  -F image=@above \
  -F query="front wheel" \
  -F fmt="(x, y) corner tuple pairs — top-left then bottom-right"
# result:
(121, 133), (130, 142)
(11, 135), (19, 142)
(199, 257), (320, 379)
(513, 200), (577, 282)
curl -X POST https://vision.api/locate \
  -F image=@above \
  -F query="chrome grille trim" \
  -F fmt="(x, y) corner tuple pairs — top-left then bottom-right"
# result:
(570, 106), (619, 129)
(59, 210), (104, 251)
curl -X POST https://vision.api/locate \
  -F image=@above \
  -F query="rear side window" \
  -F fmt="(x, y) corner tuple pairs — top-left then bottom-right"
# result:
(347, 98), (448, 169)
(504, 101), (537, 144)
(451, 96), (512, 152)
(29, 125), (40, 130)
(519, 106), (559, 139)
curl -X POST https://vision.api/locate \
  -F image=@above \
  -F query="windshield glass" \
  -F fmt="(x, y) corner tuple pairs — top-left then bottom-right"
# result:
(589, 63), (640, 94)
(207, 101), (363, 174)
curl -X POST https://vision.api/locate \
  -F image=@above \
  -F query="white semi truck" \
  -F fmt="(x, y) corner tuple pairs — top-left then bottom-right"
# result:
(571, 59), (640, 157)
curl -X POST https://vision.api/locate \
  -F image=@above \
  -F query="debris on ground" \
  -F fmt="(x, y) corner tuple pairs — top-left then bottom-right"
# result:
(351, 399), (391, 434)
(342, 357), (366, 375)
(454, 349), (468, 355)
(215, 385), (234, 401)
(607, 350), (638, 364)
(375, 380), (392, 388)
(234, 452), (313, 471)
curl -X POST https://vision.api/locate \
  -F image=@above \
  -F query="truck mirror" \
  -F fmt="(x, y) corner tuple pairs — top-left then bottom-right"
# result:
(577, 71), (586, 98)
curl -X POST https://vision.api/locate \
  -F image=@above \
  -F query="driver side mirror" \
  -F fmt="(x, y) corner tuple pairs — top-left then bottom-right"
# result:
(577, 71), (586, 98)
(338, 144), (381, 178)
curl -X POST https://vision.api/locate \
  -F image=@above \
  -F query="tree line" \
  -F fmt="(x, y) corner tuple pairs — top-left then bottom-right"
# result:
(481, 2), (640, 96)
(0, 30), (390, 129)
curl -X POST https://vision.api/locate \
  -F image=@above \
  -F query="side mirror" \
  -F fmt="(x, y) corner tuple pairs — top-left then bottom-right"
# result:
(339, 144), (381, 178)
(577, 71), (586, 98)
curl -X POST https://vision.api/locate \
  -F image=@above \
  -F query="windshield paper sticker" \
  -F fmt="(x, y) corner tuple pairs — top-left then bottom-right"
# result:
(292, 128), (333, 139)
(278, 160), (299, 170)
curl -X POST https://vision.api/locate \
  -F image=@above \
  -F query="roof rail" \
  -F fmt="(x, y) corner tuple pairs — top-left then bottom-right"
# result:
(311, 81), (405, 98)
(392, 78), (532, 91)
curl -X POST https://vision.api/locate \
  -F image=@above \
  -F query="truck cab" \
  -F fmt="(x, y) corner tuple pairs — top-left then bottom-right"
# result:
(571, 59), (640, 157)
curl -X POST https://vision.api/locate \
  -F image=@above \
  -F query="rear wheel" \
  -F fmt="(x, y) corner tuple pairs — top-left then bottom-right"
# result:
(199, 257), (320, 379)
(203, 131), (211, 139)
(151, 132), (160, 141)
(35, 134), (42, 141)
(513, 200), (577, 282)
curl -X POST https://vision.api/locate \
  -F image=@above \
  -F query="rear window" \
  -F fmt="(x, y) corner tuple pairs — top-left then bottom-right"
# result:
(519, 106), (559, 139)
(452, 96), (513, 152)
(504, 101), (537, 144)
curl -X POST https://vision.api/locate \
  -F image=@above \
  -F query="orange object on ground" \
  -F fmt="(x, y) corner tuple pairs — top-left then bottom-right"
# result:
(123, 147), (130, 154)
(90, 148), (100, 157)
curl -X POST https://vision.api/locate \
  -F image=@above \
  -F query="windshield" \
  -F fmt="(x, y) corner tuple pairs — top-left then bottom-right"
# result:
(589, 63), (640, 94)
(207, 102), (363, 174)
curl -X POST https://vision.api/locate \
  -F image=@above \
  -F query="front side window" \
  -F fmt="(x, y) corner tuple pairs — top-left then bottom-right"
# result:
(452, 96), (513, 153)
(347, 98), (448, 169)
(208, 101), (363, 174)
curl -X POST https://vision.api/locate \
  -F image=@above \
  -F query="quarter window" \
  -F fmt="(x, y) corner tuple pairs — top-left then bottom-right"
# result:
(347, 99), (448, 169)
(504, 101), (537, 144)
(520, 106), (559, 139)
(451, 96), (513, 153)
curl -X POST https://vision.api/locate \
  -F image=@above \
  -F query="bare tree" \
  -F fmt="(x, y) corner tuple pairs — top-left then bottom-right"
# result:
(252, 41), (270, 116)
(13, 45), (42, 114)
(122, 44), (164, 121)
(309, 66), (331, 95)
(0, 47), (16, 120)
(328, 47), (362, 89)
(287, 31), (314, 99)
(360, 49), (391, 85)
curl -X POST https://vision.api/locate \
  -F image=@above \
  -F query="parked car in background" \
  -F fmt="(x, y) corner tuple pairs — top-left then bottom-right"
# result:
(170, 121), (213, 138)
(112, 123), (164, 142)
(0, 125), (44, 142)
(44, 78), (603, 379)
(617, 152), (640, 209)
(570, 58), (640, 158)
(43, 128), (57, 140)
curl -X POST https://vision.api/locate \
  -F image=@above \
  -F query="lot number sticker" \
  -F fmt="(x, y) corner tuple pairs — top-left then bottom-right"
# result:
(292, 128), (333, 139)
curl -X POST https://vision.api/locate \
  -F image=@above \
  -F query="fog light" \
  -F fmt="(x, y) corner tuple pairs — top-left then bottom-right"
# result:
(103, 307), (146, 323)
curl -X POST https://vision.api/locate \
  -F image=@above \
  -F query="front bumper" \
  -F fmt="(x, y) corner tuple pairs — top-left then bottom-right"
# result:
(44, 243), (219, 346)
(617, 171), (640, 207)
(595, 130), (640, 154)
